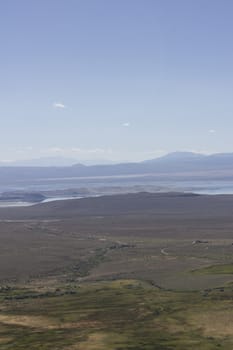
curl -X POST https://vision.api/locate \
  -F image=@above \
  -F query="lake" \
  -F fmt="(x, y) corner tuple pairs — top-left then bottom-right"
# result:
(1, 177), (233, 207)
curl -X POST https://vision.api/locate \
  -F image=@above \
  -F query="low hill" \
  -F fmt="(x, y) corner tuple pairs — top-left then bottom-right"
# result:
(1, 192), (233, 220)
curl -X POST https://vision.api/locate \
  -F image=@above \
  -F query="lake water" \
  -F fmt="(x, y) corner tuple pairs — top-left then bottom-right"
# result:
(1, 177), (233, 194)
(1, 178), (233, 207)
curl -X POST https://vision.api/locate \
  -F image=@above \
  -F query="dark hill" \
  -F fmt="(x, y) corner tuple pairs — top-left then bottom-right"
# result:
(1, 192), (233, 220)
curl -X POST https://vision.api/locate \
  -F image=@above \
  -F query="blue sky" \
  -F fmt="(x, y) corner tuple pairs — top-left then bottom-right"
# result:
(1, 0), (233, 162)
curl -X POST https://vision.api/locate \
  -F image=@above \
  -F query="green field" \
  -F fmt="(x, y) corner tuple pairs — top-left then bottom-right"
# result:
(0, 280), (233, 349)
(193, 263), (233, 275)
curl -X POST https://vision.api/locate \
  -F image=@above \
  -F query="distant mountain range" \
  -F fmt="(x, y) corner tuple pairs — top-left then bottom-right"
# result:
(0, 157), (118, 167)
(1, 152), (233, 185)
(71, 151), (233, 175)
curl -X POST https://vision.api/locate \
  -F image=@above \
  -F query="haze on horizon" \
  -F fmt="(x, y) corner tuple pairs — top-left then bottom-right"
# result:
(1, 0), (233, 163)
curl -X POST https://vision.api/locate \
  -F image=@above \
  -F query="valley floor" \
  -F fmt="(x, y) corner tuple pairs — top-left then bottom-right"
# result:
(0, 193), (233, 349)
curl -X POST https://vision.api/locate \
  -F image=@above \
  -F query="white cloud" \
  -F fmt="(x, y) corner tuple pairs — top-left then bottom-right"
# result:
(208, 129), (216, 133)
(70, 147), (109, 154)
(43, 147), (112, 156)
(0, 159), (13, 163)
(53, 102), (66, 109)
(141, 149), (167, 156)
(87, 148), (106, 154)
(122, 122), (130, 127)
(45, 147), (65, 155)
(71, 147), (82, 153)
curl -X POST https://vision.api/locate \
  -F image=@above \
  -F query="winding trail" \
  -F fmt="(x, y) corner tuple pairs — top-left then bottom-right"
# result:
(161, 248), (169, 256)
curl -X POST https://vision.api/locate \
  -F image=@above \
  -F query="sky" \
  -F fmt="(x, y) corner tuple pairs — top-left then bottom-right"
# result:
(1, 0), (233, 163)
